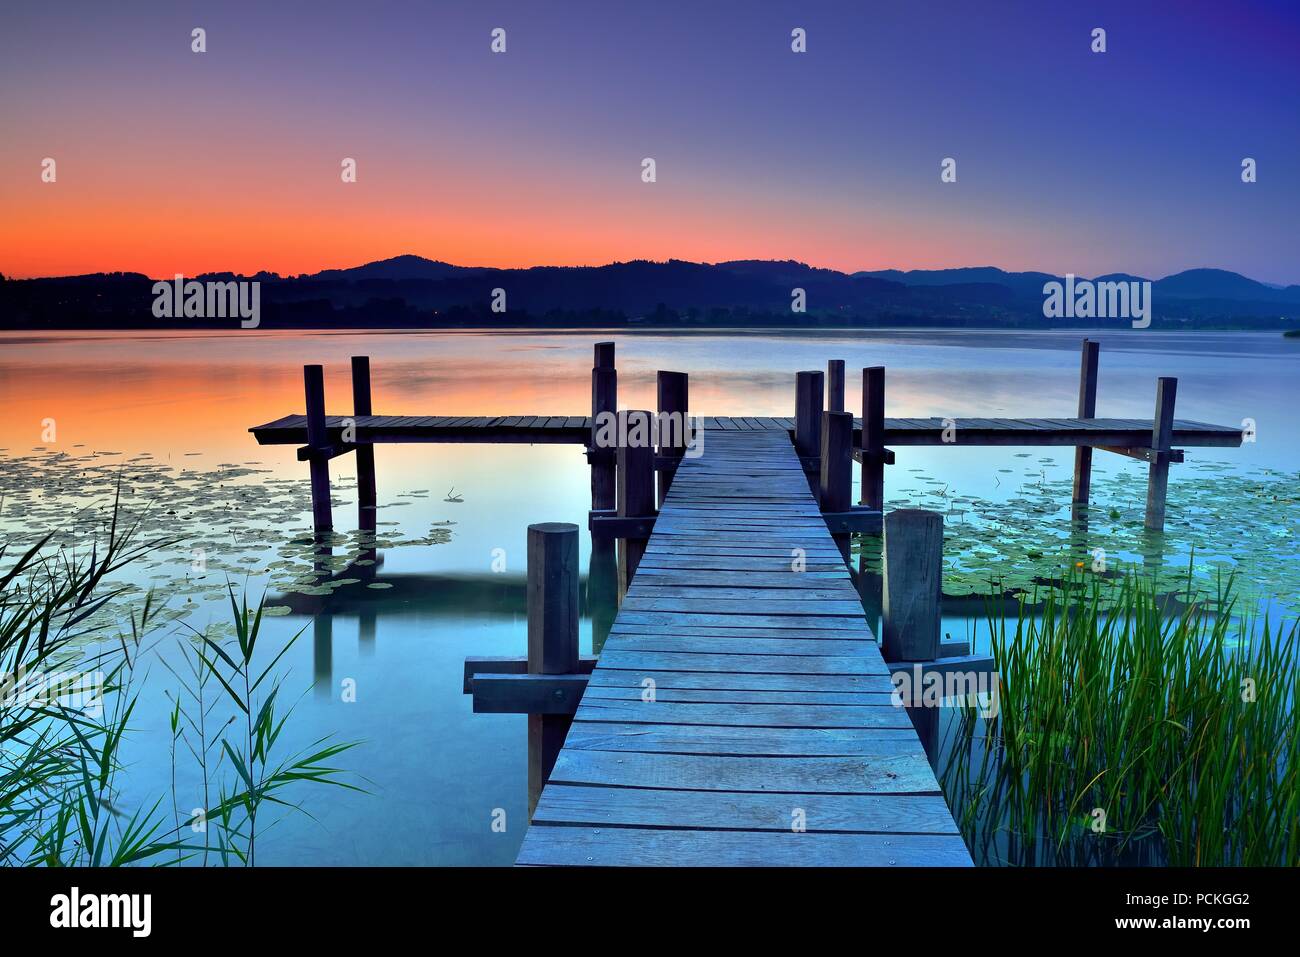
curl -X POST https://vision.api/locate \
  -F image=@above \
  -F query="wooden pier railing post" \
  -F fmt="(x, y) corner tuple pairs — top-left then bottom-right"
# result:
(1071, 339), (1100, 521)
(859, 366), (886, 510)
(880, 508), (994, 762)
(351, 356), (377, 532)
(1144, 377), (1178, 531)
(617, 410), (656, 595)
(827, 359), (845, 413)
(819, 411), (853, 564)
(881, 509), (943, 662)
(525, 521), (579, 816)
(795, 370), (824, 478)
(527, 523), (580, 675)
(303, 364), (333, 535)
(591, 342), (618, 512)
(656, 370), (689, 508)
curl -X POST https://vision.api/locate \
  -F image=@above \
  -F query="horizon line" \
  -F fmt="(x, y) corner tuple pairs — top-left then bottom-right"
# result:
(3, 255), (1295, 288)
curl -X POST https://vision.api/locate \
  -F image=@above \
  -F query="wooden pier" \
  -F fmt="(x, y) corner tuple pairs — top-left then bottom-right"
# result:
(514, 427), (972, 866)
(249, 338), (1244, 867)
(250, 338), (1241, 535)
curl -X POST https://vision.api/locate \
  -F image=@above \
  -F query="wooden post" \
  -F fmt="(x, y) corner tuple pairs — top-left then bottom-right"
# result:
(527, 523), (579, 675)
(859, 367), (886, 510)
(827, 359), (845, 413)
(587, 537), (619, 656)
(1071, 339), (1100, 521)
(351, 356), (377, 532)
(820, 411), (853, 564)
(795, 370), (824, 473)
(656, 371), (689, 507)
(617, 410), (656, 595)
(525, 522), (579, 816)
(1144, 377), (1177, 531)
(856, 367), (887, 630)
(304, 364), (333, 535)
(881, 509), (943, 662)
(591, 342), (617, 511)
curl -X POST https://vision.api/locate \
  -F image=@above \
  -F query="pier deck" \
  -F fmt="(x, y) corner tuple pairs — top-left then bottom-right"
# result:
(250, 413), (1242, 449)
(514, 428), (972, 866)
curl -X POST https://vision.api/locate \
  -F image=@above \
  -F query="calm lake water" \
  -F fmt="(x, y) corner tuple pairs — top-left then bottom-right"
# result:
(1, 328), (1296, 865)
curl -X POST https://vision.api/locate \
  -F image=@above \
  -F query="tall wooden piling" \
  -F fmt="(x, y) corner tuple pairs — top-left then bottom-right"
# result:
(525, 522), (579, 817)
(303, 364), (332, 534)
(881, 509), (943, 662)
(1144, 377), (1178, 531)
(591, 342), (618, 512)
(351, 356), (377, 532)
(795, 371), (824, 478)
(656, 371), (689, 507)
(819, 411), (854, 564)
(827, 359), (845, 413)
(527, 523), (580, 675)
(617, 410), (656, 595)
(1070, 340), (1100, 521)
(859, 366), (886, 510)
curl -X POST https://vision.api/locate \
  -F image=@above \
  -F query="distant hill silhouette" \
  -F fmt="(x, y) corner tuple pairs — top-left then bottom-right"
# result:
(2, 257), (1297, 331)
(303, 254), (482, 282)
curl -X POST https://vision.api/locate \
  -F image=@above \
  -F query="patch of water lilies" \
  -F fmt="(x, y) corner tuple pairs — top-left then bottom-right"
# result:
(0, 448), (457, 636)
(857, 455), (1300, 615)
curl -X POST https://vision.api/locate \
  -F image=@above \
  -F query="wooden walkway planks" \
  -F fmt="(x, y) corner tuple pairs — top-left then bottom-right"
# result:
(249, 414), (1242, 448)
(515, 429), (972, 867)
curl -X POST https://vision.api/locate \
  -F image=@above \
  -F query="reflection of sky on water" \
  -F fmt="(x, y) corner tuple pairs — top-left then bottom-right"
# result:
(0, 328), (1295, 864)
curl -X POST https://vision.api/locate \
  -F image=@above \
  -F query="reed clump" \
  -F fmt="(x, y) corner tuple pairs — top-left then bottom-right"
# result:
(1, 504), (360, 866)
(943, 569), (1298, 866)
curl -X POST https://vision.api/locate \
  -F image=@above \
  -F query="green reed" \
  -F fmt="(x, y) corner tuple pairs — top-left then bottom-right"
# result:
(941, 567), (1299, 866)
(1, 500), (362, 866)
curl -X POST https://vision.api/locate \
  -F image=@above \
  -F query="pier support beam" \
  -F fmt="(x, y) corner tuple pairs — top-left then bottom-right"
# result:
(590, 342), (617, 512)
(826, 359), (845, 413)
(1144, 377), (1178, 531)
(855, 367), (888, 625)
(858, 366), (887, 510)
(617, 410), (656, 596)
(461, 523), (584, 817)
(819, 411), (854, 565)
(882, 508), (994, 760)
(882, 509), (944, 663)
(795, 370), (824, 480)
(351, 356), (377, 533)
(656, 371), (689, 507)
(525, 523), (579, 818)
(1070, 339), (1100, 522)
(303, 364), (333, 535)
(527, 523), (580, 675)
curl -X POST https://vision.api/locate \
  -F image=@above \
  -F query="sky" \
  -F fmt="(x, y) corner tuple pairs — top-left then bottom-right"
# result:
(1, 0), (1297, 283)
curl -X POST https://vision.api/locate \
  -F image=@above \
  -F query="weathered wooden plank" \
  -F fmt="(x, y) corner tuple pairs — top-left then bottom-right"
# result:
(548, 749), (938, 791)
(606, 635), (877, 657)
(516, 826), (972, 867)
(574, 698), (907, 728)
(595, 651), (886, 676)
(579, 686), (894, 705)
(584, 669), (894, 693)
(610, 612), (872, 632)
(631, 585), (858, 601)
(620, 597), (868, 616)
(562, 719), (912, 753)
(532, 784), (960, 834)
